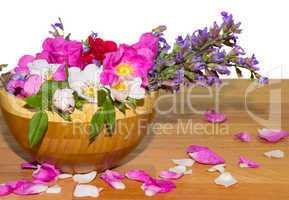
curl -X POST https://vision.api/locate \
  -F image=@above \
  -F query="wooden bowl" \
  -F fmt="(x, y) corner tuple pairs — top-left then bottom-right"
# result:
(0, 89), (158, 173)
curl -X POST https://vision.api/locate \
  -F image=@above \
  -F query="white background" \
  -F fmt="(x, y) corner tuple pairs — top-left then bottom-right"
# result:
(0, 0), (288, 78)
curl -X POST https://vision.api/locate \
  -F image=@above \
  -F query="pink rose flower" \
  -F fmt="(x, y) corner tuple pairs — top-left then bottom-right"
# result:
(36, 37), (84, 69)
(101, 32), (159, 86)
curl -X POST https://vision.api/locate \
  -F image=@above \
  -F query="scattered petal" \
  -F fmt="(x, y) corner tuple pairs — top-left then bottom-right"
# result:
(239, 156), (260, 168)
(264, 150), (285, 158)
(159, 170), (183, 180)
(21, 161), (38, 170)
(73, 171), (97, 184)
(125, 170), (153, 183)
(189, 149), (225, 165)
(32, 163), (60, 182)
(183, 169), (192, 175)
(57, 173), (73, 179)
(234, 132), (251, 142)
(258, 129), (288, 143)
(208, 164), (226, 173)
(46, 184), (61, 194)
(169, 165), (186, 174)
(100, 170), (126, 190)
(186, 144), (210, 153)
(0, 184), (12, 196)
(141, 179), (176, 196)
(13, 181), (48, 195)
(214, 172), (237, 187)
(172, 158), (195, 167)
(73, 184), (103, 198)
(204, 109), (226, 123)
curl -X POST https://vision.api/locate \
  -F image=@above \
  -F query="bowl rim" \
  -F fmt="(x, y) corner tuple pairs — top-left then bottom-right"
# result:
(0, 89), (158, 123)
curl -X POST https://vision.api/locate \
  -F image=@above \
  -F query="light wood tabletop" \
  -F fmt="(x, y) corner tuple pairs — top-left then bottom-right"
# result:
(0, 79), (289, 200)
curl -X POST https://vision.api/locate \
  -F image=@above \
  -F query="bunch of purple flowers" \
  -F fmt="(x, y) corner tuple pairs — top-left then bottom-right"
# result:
(149, 12), (268, 91)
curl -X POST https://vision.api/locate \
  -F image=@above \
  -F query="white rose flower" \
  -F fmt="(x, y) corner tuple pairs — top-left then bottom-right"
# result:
(110, 77), (145, 102)
(53, 88), (75, 113)
(68, 64), (102, 103)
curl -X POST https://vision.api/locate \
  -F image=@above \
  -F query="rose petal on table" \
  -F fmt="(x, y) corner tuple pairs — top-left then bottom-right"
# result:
(172, 158), (195, 167)
(169, 165), (186, 174)
(73, 184), (103, 198)
(0, 184), (13, 196)
(234, 132), (251, 142)
(258, 128), (288, 143)
(189, 149), (225, 165)
(141, 179), (176, 196)
(5, 180), (30, 190)
(21, 161), (38, 170)
(186, 144), (210, 153)
(203, 109), (226, 123)
(46, 184), (61, 194)
(32, 163), (60, 182)
(57, 173), (73, 179)
(208, 164), (226, 173)
(13, 181), (48, 195)
(239, 156), (260, 168)
(125, 170), (153, 183)
(264, 150), (285, 158)
(100, 170), (126, 190)
(159, 170), (183, 180)
(73, 171), (97, 184)
(214, 172), (237, 187)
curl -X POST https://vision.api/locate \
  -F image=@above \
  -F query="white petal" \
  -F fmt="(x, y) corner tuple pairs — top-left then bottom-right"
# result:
(169, 165), (186, 174)
(68, 67), (81, 83)
(239, 163), (249, 168)
(208, 164), (226, 173)
(172, 159), (195, 167)
(110, 181), (126, 190)
(73, 184), (103, 198)
(82, 64), (102, 84)
(58, 173), (73, 179)
(73, 171), (97, 184)
(144, 189), (157, 196)
(46, 185), (61, 194)
(264, 150), (285, 158)
(214, 172), (238, 187)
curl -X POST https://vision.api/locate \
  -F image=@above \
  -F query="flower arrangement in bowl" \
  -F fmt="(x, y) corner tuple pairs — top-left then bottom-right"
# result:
(0, 12), (267, 173)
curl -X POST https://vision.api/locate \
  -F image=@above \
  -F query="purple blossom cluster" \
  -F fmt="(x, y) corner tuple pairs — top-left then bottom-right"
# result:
(149, 12), (268, 91)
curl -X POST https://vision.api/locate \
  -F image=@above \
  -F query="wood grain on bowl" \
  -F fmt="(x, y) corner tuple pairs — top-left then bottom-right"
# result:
(0, 89), (158, 173)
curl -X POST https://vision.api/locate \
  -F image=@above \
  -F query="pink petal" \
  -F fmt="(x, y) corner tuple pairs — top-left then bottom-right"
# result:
(234, 132), (251, 142)
(239, 156), (260, 168)
(141, 179), (175, 196)
(125, 170), (153, 183)
(258, 129), (288, 143)
(32, 163), (60, 182)
(100, 170), (126, 190)
(53, 63), (67, 81)
(159, 170), (183, 180)
(189, 149), (225, 165)
(21, 161), (38, 170)
(0, 184), (13, 196)
(186, 144), (210, 153)
(23, 75), (42, 96)
(13, 181), (48, 195)
(203, 109), (226, 123)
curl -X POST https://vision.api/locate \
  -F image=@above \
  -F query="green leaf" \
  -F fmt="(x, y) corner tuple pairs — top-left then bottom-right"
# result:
(73, 92), (86, 110)
(28, 111), (48, 147)
(127, 97), (137, 110)
(54, 109), (72, 121)
(115, 101), (126, 114)
(97, 89), (107, 107)
(103, 100), (116, 134)
(89, 108), (105, 141)
(25, 94), (49, 110)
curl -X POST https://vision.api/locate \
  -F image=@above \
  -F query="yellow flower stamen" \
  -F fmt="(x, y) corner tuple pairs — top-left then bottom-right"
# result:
(116, 64), (134, 76)
(82, 85), (98, 97)
(112, 82), (128, 91)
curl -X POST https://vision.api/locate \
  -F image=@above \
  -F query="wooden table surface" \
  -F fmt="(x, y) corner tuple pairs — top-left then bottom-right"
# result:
(0, 79), (289, 200)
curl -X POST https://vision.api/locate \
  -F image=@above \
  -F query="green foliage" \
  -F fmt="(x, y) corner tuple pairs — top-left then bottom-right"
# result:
(28, 111), (48, 147)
